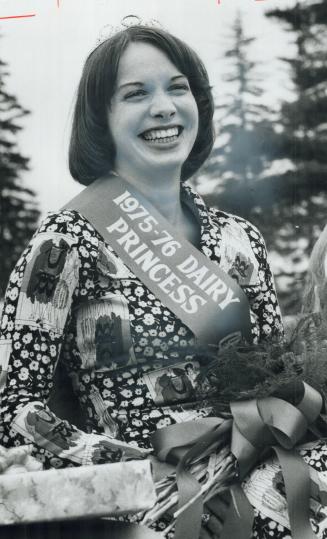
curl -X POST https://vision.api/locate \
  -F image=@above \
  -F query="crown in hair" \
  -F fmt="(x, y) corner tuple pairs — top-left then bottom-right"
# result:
(95, 15), (165, 47)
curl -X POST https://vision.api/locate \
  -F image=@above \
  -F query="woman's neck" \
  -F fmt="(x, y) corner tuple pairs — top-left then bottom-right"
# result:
(111, 165), (200, 249)
(114, 165), (184, 225)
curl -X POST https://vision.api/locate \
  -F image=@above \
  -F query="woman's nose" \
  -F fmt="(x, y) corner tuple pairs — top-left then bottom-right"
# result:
(150, 93), (176, 119)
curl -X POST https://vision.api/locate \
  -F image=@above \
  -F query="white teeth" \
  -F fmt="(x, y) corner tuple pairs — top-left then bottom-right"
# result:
(143, 127), (179, 141)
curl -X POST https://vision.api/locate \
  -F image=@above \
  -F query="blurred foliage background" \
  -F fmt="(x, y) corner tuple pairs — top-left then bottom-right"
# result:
(0, 50), (39, 298)
(192, 0), (327, 316)
(1, 0), (327, 318)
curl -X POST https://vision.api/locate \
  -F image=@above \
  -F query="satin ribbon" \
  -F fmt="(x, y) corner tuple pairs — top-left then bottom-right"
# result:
(230, 381), (323, 478)
(151, 417), (232, 539)
(63, 174), (252, 345)
(150, 381), (327, 539)
(219, 381), (325, 539)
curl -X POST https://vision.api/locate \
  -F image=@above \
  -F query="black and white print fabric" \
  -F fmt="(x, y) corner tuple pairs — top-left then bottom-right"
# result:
(3, 183), (321, 538)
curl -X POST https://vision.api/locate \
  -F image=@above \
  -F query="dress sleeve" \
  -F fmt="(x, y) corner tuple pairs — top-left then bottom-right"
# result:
(0, 211), (147, 469)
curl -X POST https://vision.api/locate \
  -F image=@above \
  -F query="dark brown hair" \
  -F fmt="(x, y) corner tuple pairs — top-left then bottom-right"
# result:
(69, 25), (215, 185)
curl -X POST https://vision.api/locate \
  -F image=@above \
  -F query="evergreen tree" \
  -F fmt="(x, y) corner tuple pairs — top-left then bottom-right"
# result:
(195, 13), (278, 219)
(194, 4), (327, 315)
(0, 55), (40, 297)
(260, 0), (327, 313)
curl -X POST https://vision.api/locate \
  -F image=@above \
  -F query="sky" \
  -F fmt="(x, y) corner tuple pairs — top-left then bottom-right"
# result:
(0, 0), (297, 216)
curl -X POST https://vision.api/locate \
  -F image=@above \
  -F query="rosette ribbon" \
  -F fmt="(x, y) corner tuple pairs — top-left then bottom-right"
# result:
(222, 381), (327, 539)
(150, 381), (327, 539)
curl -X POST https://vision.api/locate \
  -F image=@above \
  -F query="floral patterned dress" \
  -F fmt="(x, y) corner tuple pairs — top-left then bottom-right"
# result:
(2, 181), (313, 538)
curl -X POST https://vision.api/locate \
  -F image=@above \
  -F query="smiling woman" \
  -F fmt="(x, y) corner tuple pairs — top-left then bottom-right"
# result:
(69, 25), (214, 186)
(0, 21), (290, 539)
(107, 42), (199, 181)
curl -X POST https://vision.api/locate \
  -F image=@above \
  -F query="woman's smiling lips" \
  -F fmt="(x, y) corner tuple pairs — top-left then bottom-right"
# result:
(139, 125), (184, 146)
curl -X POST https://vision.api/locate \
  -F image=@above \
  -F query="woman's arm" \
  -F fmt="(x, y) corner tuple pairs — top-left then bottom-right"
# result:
(0, 211), (146, 469)
(247, 224), (284, 341)
(209, 206), (284, 343)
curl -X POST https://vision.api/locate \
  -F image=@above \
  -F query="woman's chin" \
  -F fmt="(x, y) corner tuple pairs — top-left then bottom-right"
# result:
(138, 147), (190, 174)
(143, 156), (185, 175)
(115, 139), (193, 179)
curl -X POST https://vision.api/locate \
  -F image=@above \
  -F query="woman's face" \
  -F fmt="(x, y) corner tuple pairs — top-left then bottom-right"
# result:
(108, 42), (199, 178)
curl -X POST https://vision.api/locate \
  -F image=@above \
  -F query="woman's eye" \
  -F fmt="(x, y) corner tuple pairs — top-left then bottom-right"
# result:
(124, 89), (147, 99)
(170, 84), (189, 92)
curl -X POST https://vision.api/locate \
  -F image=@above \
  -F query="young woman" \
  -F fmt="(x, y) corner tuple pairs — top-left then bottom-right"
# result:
(0, 24), (287, 537)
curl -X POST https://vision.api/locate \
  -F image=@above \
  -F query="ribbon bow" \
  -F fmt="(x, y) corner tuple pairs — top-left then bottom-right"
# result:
(150, 381), (327, 539)
(223, 381), (326, 539)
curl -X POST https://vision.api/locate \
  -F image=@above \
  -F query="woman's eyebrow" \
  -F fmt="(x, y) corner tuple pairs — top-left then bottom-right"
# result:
(118, 82), (143, 90)
(118, 75), (187, 91)
(171, 75), (187, 81)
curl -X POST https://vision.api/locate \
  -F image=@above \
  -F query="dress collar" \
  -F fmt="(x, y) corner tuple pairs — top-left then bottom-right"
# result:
(180, 182), (222, 263)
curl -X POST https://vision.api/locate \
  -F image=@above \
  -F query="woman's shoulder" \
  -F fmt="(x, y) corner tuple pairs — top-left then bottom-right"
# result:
(21, 209), (103, 270)
(183, 183), (266, 249)
(37, 209), (101, 244)
(208, 206), (266, 248)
